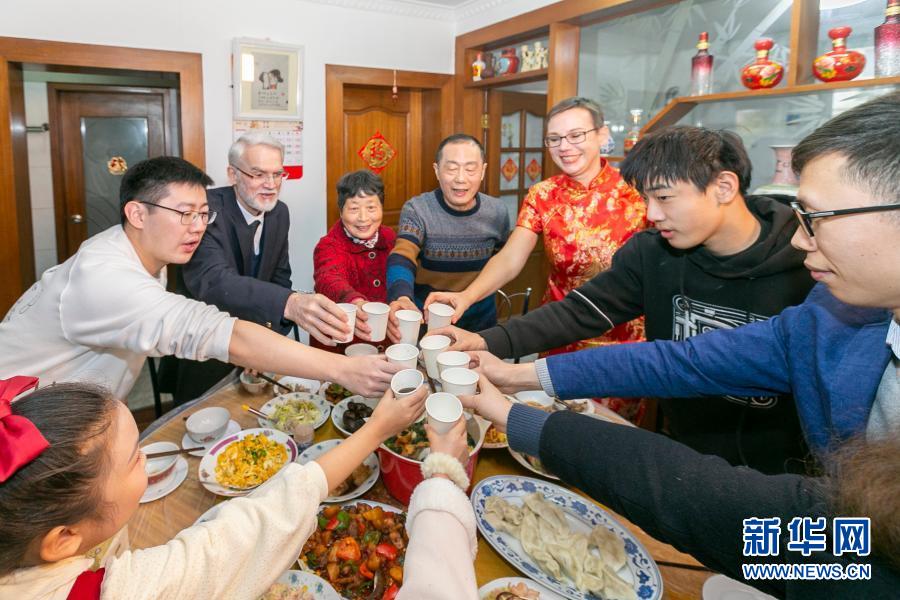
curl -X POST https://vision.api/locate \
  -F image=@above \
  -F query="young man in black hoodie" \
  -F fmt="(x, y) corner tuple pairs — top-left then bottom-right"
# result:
(438, 126), (815, 474)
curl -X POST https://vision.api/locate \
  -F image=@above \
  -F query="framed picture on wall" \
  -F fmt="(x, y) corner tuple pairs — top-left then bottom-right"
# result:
(233, 38), (303, 120)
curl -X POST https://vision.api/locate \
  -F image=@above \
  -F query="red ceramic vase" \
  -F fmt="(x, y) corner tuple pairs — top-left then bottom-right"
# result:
(814, 27), (866, 82)
(741, 38), (784, 90)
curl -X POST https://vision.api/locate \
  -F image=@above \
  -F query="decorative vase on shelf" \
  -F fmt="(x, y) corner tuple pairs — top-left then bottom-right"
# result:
(875, 0), (900, 77)
(813, 27), (866, 82)
(753, 145), (799, 197)
(483, 53), (496, 79)
(690, 32), (714, 96)
(471, 53), (486, 82)
(496, 48), (520, 76)
(741, 39), (784, 89)
(623, 109), (643, 155)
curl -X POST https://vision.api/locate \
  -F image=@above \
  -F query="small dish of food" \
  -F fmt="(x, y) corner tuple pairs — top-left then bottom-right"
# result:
(296, 439), (380, 502)
(513, 391), (554, 412)
(198, 428), (298, 497)
(300, 501), (407, 600)
(258, 392), (331, 432)
(322, 382), (356, 404)
(258, 570), (340, 600)
(272, 376), (322, 396)
(479, 576), (564, 599)
(331, 396), (378, 436)
(483, 424), (509, 449)
(240, 371), (272, 394)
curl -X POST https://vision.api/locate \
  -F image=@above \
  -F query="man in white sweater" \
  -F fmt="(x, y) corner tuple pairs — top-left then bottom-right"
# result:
(0, 156), (398, 399)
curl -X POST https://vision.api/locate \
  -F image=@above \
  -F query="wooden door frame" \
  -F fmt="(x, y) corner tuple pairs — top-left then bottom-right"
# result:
(47, 83), (179, 262)
(324, 65), (454, 227)
(0, 36), (204, 314)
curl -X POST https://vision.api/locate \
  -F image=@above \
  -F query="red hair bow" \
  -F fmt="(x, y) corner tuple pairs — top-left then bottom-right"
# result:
(0, 376), (47, 483)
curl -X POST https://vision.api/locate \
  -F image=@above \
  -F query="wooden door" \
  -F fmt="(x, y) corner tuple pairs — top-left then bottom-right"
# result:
(331, 85), (443, 229)
(48, 84), (178, 261)
(486, 90), (549, 307)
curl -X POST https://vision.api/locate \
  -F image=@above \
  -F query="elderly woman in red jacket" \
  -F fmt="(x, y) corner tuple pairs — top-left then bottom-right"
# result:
(313, 170), (396, 348)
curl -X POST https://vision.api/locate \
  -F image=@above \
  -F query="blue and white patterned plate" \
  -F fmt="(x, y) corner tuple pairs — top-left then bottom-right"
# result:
(471, 475), (662, 600)
(261, 570), (341, 599)
(296, 439), (380, 502)
(258, 392), (331, 431)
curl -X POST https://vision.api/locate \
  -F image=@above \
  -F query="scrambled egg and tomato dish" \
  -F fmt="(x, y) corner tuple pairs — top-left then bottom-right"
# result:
(215, 433), (288, 488)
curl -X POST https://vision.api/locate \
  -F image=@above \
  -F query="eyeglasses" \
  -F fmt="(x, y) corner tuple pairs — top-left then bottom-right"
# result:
(790, 201), (900, 238)
(543, 128), (598, 148)
(231, 164), (289, 184)
(140, 201), (217, 225)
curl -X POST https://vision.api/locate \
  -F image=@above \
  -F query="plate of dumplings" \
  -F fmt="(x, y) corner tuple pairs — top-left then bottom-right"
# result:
(471, 475), (662, 600)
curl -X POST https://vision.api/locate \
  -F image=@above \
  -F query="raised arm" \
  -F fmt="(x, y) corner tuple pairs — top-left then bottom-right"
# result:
(424, 226), (538, 323)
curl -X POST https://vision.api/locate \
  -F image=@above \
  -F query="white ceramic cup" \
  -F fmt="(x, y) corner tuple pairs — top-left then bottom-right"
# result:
(362, 302), (390, 342)
(395, 309), (423, 345)
(425, 392), (463, 434)
(334, 303), (358, 344)
(345, 343), (378, 357)
(419, 334), (451, 379)
(427, 302), (455, 331)
(391, 369), (426, 398)
(440, 367), (479, 396)
(437, 350), (471, 377)
(386, 343), (419, 369)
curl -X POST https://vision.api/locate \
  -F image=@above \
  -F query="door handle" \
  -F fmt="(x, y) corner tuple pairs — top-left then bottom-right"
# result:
(70, 214), (84, 224)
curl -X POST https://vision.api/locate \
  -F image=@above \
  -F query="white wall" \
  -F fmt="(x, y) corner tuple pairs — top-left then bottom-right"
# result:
(2, 0), (455, 289)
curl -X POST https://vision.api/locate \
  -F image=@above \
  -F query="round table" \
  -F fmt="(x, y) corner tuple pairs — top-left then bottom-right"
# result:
(128, 376), (712, 599)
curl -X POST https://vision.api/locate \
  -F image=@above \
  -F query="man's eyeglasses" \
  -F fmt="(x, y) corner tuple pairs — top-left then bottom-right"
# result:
(543, 128), (598, 148)
(231, 164), (289, 184)
(790, 201), (900, 238)
(140, 201), (217, 225)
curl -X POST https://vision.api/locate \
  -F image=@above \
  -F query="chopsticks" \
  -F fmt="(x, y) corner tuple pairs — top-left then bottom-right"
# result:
(241, 404), (271, 420)
(145, 447), (205, 458)
(257, 372), (293, 393)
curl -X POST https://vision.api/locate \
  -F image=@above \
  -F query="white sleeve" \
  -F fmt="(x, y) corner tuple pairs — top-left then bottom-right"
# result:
(396, 477), (479, 600)
(59, 250), (236, 362)
(101, 462), (328, 600)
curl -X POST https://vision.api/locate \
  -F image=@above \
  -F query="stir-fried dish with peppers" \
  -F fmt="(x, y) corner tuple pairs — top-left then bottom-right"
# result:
(384, 421), (476, 461)
(301, 503), (407, 600)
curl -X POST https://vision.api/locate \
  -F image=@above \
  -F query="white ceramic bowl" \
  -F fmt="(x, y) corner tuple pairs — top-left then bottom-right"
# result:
(185, 406), (231, 443)
(142, 441), (179, 485)
(239, 371), (269, 394)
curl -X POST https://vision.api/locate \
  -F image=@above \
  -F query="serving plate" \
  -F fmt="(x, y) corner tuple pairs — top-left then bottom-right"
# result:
(198, 427), (298, 497)
(471, 475), (662, 600)
(330, 395), (379, 437)
(257, 392), (331, 431)
(296, 439), (380, 502)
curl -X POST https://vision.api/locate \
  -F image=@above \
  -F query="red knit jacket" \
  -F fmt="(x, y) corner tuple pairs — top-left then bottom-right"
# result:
(313, 220), (396, 304)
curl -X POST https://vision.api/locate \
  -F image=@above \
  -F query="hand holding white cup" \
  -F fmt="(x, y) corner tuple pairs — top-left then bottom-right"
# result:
(437, 351), (471, 377)
(396, 309), (423, 345)
(391, 369), (426, 398)
(334, 303), (358, 344)
(440, 367), (479, 396)
(427, 302), (455, 331)
(425, 392), (463, 434)
(386, 343), (419, 369)
(420, 335), (451, 379)
(362, 302), (390, 342)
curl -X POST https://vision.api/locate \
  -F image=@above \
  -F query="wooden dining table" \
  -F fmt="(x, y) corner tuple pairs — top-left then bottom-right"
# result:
(129, 375), (713, 599)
